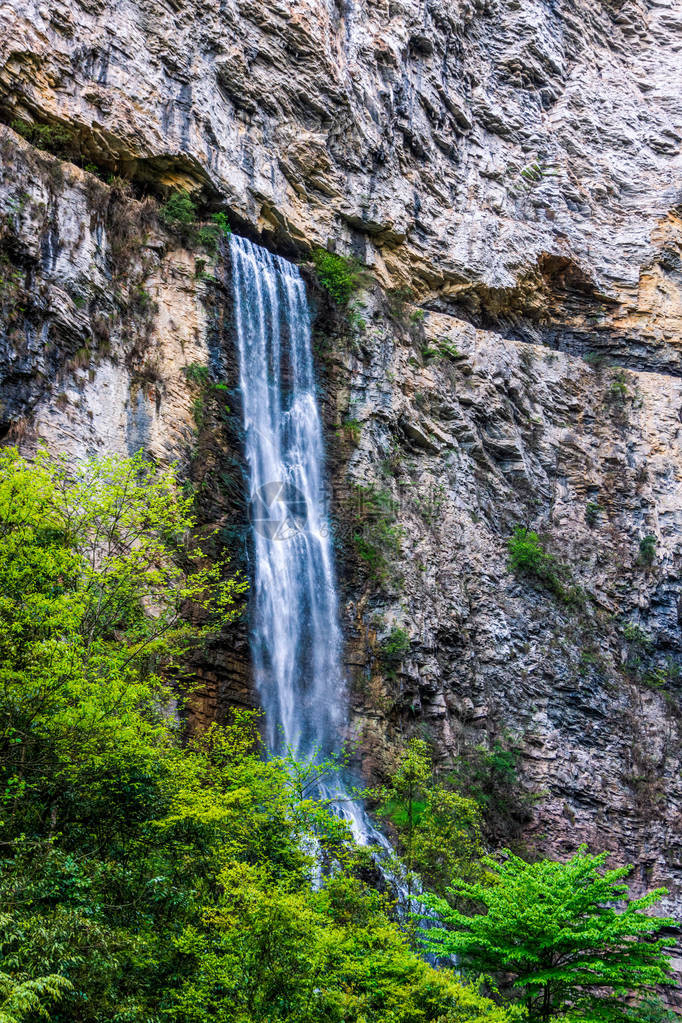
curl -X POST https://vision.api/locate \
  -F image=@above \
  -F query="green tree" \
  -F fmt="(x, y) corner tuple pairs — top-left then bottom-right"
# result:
(167, 861), (518, 1023)
(0, 449), (247, 1021)
(423, 848), (676, 1023)
(377, 739), (483, 917)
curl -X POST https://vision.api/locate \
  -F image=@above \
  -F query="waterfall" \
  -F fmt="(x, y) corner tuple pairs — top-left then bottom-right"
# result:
(230, 234), (381, 845)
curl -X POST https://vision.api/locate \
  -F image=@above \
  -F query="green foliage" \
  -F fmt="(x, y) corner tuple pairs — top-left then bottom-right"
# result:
(422, 338), (462, 364)
(507, 527), (581, 605)
(376, 740), (484, 917)
(437, 338), (461, 359)
(507, 527), (553, 578)
(638, 535), (657, 566)
(585, 501), (602, 527)
(423, 848), (675, 1023)
(167, 861), (515, 1023)
(11, 119), (77, 161)
(184, 361), (211, 384)
(447, 740), (534, 846)
(510, 160), (559, 198)
(624, 996), (678, 1023)
(352, 484), (403, 585)
(610, 370), (629, 401)
(348, 303), (367, 332)
(0, 948), (72, 1023)
(130, 285), (155, 316)
(421, 345), (440, 364)
(623, 622), (653, 647)
(381, 626), (411, 664)
(211, 211), (231, 235)
(197, 215), (231, 254)
(0, 450), (516, 1023)
(160, 189), (197, 228)
(160, 194), (230, 254)
(312, 248), (360, 306)
(341, 417), (362, 443)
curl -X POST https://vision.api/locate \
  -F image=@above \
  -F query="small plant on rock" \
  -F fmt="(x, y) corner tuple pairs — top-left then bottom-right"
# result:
(183, 362), (211, 385)
(638, 534), (657, 567)
(197, 211), (232, 254)
(507, 526), (581, 604)
(312, 248), (360, 305)
(352, 483), (403, 585)
(610, 370), (629, 402)
(160, 189), (197, 230)
(380, 626), (411, 666)
(585, 501), (602, 527)
(436, 338), (461, 360)
(623, 622), (653, 648)
(507, 526), (554, 578)
(341, 418), (362, 444)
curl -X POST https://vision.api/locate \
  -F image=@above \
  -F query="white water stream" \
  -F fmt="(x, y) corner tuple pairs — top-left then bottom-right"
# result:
(230, 234), (386, 846)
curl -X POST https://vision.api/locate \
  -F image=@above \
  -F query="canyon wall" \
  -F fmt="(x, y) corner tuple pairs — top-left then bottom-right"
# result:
(1, 0), (681, 931)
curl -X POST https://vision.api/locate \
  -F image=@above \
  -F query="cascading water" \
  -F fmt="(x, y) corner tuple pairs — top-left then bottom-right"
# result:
(230, 234), (382, 845)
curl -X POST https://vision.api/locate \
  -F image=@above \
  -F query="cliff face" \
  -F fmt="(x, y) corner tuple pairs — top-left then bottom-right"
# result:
(1, 0), (682, 922)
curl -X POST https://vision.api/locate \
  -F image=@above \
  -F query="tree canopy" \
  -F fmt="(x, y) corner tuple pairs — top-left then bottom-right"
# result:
(422, 848), (676, 1023)
(0, 448), (516, 1023)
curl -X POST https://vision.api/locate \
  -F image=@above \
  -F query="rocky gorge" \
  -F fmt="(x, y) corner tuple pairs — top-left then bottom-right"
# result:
(0, 0), (681, 961)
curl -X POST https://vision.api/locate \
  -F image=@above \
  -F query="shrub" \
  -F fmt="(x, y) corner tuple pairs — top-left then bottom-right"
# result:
(211, 210), (231, 235)
(436, 338), (461, 360)
(610, 370), (629, 401)
(376, 739), (484, 917)
(447, 739), (534, 845)
(197, 224), (219, 253)
(507, 526), (554, 578)
(183, 362), (211, 384)
(352, 484), (403, 585)
(11, 118), (77, 161)
(197, 212), (231, 255)
(312, 247), (359, 305)
(342, 418), (362, 443)
(623, 622), (653, 647)
(161, 196), (231, 253)
(638, 534), (657, 566)
(421, 344), (439, 364)
(507, 526), (581, 604)
(160, 189), (197, 227)
(381, 626), (411, 664)
(585, 500), (602, 526)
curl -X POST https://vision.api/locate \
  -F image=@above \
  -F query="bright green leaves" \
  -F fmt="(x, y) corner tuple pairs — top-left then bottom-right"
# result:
(311, 248), (361, 306)
(166, 855), (516, 1023)
(375, 739), (484, 921)
(423, 848), (675, 1023)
